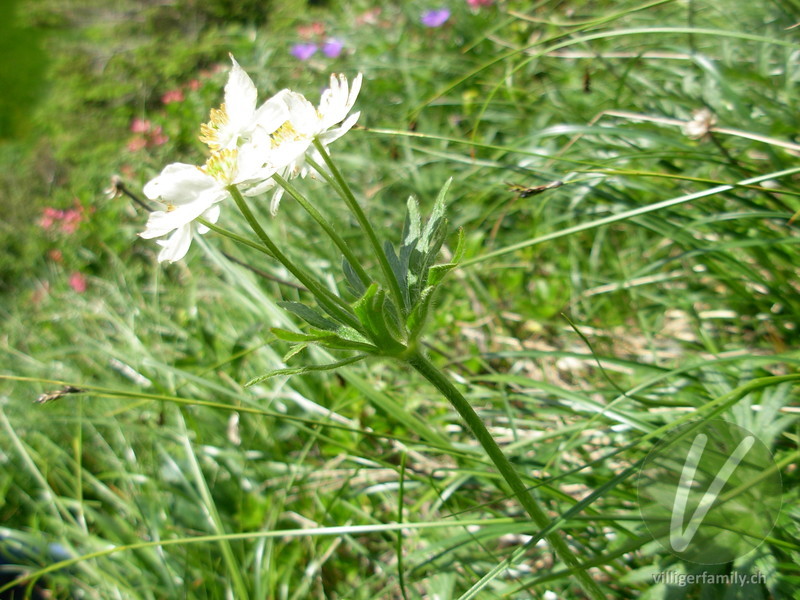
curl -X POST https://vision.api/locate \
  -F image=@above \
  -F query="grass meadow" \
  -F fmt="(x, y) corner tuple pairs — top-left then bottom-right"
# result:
(1, 0), (799, 598)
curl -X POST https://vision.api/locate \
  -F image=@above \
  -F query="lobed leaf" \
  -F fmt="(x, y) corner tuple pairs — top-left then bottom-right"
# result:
(245, 354), (369, 386)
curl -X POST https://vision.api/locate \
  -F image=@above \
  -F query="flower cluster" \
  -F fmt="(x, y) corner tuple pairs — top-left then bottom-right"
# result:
(39, 202), (89, 235)
(292, 21), (345, 60)
(127, 118), (169, 152)
(291, 39), (344, 61)
(140, 56), (362, 262)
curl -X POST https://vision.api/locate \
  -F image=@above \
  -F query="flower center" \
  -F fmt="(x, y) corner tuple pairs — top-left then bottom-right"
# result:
(201, 148), (239, 184)
(199, 103), (229, 150)
(270, 120), (306, 147)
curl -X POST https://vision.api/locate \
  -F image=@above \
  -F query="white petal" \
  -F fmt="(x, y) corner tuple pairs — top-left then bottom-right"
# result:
(196, 204), (221, 234)
(252, 94), (290, 133)
(156, 225), (193, 262)
(347, 73), (363, 110)
(243, 176), (276, 197)
(140, 189), (223, 238)
(224, 56), (258, 133)
(318, 111), (360, 145)
(318, 74), (348, 129)
(143, 163), (216, 204)
(235, 135), (279, 185)
(280, 91), (319, 135)
(318, 73), (361, 130)
(269, 139), (312, 170)
(269, 186), (285, 215)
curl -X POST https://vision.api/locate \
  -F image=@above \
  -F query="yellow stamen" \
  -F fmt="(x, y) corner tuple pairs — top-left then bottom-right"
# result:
(199, 103), (229, 150)
(201, 148), (238, 184)
(270, 120), (305, 147)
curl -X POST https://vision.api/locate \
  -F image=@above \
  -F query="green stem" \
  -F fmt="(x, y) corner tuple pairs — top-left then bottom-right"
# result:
(309, 141), (407, 316)
(272, 172), (372, 287)
(197, 218), (274, 257)
(227, 185), (364, 333)
(406, 351), (605, 600)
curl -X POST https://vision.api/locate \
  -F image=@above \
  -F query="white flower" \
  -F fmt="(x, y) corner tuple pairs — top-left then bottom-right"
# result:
(139, 60), (363, 261)
(200, 55), (288, 152)
(140, 163), (227, 262)
(141, 56), (292, 263)
(141, 147), (279, 262)
(263, 73), (363, 213)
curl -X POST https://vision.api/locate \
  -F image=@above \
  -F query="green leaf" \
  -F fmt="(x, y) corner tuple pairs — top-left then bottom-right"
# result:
(353, 284), (407, 354)
(277, 301), (340, 331)
(270, 328), (377, 352)
(406, 286), (437, 340)
(314, 336), (379, 352)
(381, 292), (405, 342)
(282, 343), (308, 362)
(342, 257), (367, 296)
(421, 177), (452, 249)
(403, 196), (422, 247)
(271, 328), (325, 343)
(245, 354), (369, 386)
(383, 241), (409, 307)
(428, 228), (465, 287)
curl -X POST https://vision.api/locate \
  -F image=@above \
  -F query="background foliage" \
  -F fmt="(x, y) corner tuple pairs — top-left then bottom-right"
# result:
(1, 0), (799, 598)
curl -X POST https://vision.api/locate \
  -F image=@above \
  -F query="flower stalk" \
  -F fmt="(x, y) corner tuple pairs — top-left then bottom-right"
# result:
(406, 351), (606, 600)
(309, 141), (408, 316)
(196, 217), (276, 257)
(227, 185), (364, 334)
(271, 172), (372, 287)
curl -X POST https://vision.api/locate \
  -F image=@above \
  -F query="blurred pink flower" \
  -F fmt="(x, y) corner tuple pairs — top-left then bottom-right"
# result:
(130, 118), (152, 133)
(69, 272), (87, 293)
(291, 43), (318, 60)
(467, 0), (493, 7)
(162, 89), (185, 104)
(421, 8), (450, 27)
(48, 249), (63, 263)
(59, 209), (84, 234)
(356, 8), (381, 25)
(322, 39), (344, 58)
(127, 123), (168, 151)
(39, 207), (61, 230)
(198, 63), (226, 80)
(127, 136), (148, 152)
(297, 22), (325, 39)
(149, 125), (169, 147)
(187, 79), (201, 91)
(39, 202), (88, 234)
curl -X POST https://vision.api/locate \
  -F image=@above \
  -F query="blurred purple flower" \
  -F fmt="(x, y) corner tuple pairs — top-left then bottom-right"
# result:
(322, 38), (344, 58)
(291, 43), (318, 61)
(421, 8), (450, 27)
